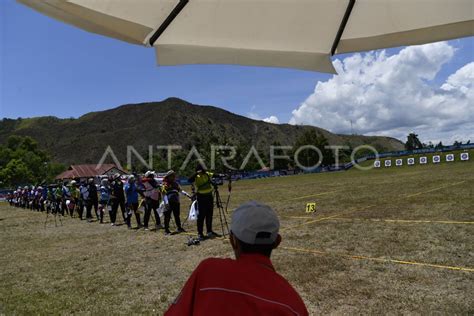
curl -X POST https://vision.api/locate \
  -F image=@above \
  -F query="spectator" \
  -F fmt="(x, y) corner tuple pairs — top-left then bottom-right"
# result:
(165, 201), (308, 315)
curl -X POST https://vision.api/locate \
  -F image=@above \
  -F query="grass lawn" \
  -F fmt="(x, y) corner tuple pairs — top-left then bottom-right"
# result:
(1, 160), (473, 314)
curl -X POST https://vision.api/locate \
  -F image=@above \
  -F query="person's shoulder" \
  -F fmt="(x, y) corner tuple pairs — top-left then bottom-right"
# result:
(198, 257), (232, 267)
(195, 257), (234, 273)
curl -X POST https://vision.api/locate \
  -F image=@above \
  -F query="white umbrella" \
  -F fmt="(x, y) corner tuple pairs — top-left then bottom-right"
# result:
(18, 0), (474, 73)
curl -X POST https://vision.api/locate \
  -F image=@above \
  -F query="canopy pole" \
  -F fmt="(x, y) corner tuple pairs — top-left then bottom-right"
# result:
(331, 0), (356, 56)
(149, 0), (189, 46)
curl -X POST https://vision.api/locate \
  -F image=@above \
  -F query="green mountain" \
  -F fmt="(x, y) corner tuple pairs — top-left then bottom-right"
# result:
(0, 98), (404, 166)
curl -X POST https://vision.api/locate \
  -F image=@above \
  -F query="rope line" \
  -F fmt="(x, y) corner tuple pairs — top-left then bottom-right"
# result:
(281, 246), (474, 272)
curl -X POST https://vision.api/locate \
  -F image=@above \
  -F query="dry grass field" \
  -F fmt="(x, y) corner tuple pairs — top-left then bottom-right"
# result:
(1, 159), (473, 315)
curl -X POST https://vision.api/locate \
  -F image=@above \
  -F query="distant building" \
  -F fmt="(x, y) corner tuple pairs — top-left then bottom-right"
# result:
(55, 164), (127, 182)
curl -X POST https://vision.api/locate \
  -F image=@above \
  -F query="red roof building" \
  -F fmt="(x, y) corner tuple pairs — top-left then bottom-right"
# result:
(55, 164), (127, 181)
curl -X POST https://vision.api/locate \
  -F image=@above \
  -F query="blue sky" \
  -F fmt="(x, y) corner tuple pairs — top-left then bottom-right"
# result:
(1, 0), (473, 142)
(0, 0), (326, 122)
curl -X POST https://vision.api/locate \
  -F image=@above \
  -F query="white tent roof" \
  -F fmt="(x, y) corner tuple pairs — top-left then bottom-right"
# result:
(18, 0), (474, 73)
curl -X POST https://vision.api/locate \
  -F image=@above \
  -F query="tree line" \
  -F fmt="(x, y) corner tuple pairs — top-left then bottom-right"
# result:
(405, 132), (470, 150)
(1, 130), (389, 187)
(0, 136), (66, 188)
(130, 130), (365, 174)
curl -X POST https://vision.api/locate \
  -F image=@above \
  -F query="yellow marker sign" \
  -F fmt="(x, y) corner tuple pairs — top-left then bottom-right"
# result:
(305, 202), (316, 213)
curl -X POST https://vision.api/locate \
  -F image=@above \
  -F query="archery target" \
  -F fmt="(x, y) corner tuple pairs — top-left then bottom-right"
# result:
(396, 159), (403, 166)
(407, 158), (415, 165)
(420, 157), (427, 164)
(460, 152), (470, 161)
(384, 160), (392, 167)
(446, 154), (454, 162)
(374, 160), (381, 168)
(433, 155), (441, 163)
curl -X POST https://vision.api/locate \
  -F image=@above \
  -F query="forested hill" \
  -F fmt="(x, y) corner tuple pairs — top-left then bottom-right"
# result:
(0, 97), (404, 166)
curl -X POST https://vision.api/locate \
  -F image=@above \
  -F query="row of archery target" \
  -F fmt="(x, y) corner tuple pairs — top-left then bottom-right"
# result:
(374, 152), (470, 168)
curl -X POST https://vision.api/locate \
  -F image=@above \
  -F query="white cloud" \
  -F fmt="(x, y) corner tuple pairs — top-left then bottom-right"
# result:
(263, 115), (280, 124)
(247, 112), (260, 120)
(247, 106), (280, 124)
(247, 105), (261, 120)
(290, 42), (474, 144)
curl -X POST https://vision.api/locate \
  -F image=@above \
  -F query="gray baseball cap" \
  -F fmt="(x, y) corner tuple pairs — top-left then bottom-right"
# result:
(231, 201), (280, 245)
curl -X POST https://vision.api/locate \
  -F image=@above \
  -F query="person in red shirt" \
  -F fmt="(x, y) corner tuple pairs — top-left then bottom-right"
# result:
(165, 201), (309, 316)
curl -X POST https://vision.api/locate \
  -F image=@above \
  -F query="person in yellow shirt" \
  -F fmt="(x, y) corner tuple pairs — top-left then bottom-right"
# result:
(188, 164), (219, 240)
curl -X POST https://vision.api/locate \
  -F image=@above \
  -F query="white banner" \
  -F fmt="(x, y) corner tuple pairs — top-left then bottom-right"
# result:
(420, 157), (427, 164)
(446, 154), (454, 162)
(407, 158), (415, 165)
(384, 160), (392, 167)
(433, 155), (441, 163)
(396, 159), (403, 166)
(460, 152), (470, 161)
(374, 160), (381, 168)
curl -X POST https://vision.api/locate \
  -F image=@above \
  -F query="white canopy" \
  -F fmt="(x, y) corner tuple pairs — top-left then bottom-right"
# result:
(18, 0), (474, 73)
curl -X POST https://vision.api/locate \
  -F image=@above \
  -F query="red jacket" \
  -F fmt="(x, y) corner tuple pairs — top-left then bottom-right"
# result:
(165, 254), (308, 316)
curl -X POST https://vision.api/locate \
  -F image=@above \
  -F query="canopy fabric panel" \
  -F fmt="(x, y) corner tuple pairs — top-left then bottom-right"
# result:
(154, 0), (348, 72)
(338, 0), (474, 54)
(17, 0), (474, 73)
(18, 0), (179, 44)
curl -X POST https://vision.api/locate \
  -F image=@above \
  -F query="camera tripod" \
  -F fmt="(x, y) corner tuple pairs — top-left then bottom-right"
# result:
(44, 200), (63, 228)
(213, 185), (229, 237)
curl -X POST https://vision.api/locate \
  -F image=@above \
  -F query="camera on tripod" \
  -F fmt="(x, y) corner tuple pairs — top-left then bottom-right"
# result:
(211, 174), (226, 188)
